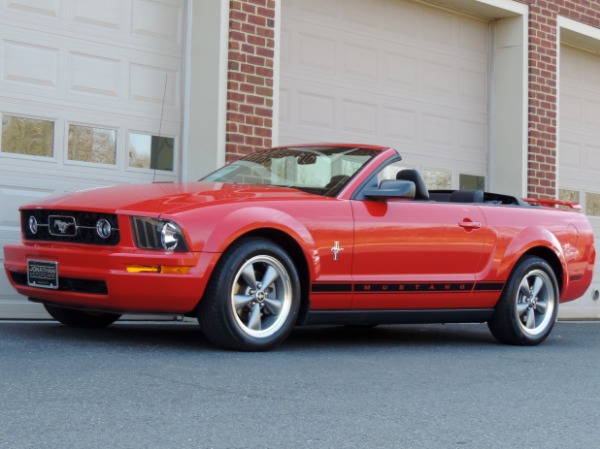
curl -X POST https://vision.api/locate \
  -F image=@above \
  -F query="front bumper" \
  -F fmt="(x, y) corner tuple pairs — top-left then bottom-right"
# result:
(3, 243), (218, 314)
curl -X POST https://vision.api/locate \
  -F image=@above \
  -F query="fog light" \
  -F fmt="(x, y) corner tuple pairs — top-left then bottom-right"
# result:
(96, 219), (112, 239)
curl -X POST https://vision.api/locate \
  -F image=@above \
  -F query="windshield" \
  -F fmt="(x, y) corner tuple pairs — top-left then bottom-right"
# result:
(201, 146), (379, 197)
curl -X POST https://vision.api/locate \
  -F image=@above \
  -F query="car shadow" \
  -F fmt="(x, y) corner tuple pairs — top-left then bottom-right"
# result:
(8, 320), (499, 352)
(285, 323), (498, 350)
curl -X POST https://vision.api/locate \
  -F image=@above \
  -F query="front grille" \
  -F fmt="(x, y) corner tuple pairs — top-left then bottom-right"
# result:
(22, 210), (120, 246)
(9, 271), (108, 295)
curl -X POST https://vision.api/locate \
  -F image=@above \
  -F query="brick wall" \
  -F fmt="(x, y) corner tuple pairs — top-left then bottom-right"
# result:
(226, 0), (276, 162)
(521, 0), (600, 198)
(225, 0), (600, 198)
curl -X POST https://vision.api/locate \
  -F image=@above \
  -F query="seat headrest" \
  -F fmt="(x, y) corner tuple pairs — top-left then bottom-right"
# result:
(396, 169), (429, 200)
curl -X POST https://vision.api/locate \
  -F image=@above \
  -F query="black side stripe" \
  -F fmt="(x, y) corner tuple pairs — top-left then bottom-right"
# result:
(473, 282), (505, 292)
(311, 281), (505, 294)
(311, 283), (353, 293)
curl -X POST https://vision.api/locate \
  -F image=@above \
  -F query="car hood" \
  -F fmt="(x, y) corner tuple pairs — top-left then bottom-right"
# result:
(23, 182), (322, 215)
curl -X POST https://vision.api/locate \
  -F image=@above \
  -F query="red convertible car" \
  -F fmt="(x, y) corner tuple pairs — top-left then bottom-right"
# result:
(3, 144), (596, 350)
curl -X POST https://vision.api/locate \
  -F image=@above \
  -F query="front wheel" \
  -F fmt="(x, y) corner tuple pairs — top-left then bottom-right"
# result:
(44, 304), (121, 329)
(198, 238), (301, 351)
(488, 256), (559, 345)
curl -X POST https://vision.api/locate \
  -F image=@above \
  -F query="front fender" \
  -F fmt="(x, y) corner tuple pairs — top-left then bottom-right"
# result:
(174, 204), (321, 280)
(209, 206), (316, 250)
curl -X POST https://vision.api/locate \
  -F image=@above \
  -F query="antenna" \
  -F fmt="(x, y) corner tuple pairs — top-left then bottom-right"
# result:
(152, 73), (169, 183)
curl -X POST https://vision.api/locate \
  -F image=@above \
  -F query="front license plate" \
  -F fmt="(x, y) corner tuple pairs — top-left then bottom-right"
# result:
(27, 259), (59, 289)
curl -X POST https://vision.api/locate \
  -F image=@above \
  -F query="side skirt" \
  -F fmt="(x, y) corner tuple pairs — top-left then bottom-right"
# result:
(304, 309), (495, 326)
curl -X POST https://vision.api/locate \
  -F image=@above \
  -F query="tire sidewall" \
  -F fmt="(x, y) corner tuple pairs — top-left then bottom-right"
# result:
(491, 256), (559, 345)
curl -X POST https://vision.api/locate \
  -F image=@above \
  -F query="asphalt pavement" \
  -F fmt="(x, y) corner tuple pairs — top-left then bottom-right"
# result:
(0, 320), (598, 449)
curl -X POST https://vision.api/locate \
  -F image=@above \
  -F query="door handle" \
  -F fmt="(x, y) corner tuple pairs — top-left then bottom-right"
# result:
(459, 220), (481, 229)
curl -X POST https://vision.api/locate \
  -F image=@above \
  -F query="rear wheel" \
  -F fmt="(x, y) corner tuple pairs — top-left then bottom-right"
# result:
(198, 238), (300, 351)
(44, 304), (121, 329)
(488, 256), (559, 345)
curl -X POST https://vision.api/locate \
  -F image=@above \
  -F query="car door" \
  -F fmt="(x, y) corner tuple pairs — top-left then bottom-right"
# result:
(350, 199), (496, 310)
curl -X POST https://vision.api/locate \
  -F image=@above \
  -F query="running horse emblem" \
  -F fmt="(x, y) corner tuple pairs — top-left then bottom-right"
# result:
(54, 220), (74, 234)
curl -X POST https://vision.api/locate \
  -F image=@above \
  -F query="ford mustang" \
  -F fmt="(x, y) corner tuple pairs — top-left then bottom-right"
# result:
(3, 144), (596, 350)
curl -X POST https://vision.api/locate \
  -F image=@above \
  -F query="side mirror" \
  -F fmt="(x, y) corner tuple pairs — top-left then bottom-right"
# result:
(363, 180), (416, 200)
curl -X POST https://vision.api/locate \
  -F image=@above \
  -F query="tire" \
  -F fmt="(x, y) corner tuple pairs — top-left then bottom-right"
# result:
(198, 238), (301, 351)
(488, 256), (559, 345)
(44, 304), (121, 329)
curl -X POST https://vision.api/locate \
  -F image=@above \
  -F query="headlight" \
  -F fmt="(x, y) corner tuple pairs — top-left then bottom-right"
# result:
(161, 222), (181, 251)
(131, 217), (189, 252)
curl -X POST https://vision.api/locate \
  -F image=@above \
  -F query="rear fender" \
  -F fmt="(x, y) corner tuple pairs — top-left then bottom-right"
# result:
(497, 225), (567, 293)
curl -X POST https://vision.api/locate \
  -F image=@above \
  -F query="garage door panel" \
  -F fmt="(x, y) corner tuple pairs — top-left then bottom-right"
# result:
(297, 31), (337, 73)
(343, 43), (378, 81)
(380, 0), (420, 36)
(69, 52), (121, 98)
(5, 0), (60, 18)
(460, 16), (490, 54)
(297, 91), (336, 131)
(343, 0), (383, 28)
(458, 119), (487, 155)
(422, 60), (455, 95)
(559, 44), (600, 319)
(585, 99), (600, 126)
(129, 64), (180, 110)
(293, 0), (341, 21)
(422, 113), (454, 147)
(422, 6), (456, 46)
(459, 66), (488, 104)
(560, 93), (583, 123)
(383, 51), (419, 88)
(341, 100), (378, 137)
(70, 0), (126, 31)
(583, 144), (600, 170)
(131, 0), (184, 48)
(3, 39), (59, 90)
(382, 107), (418, 143)
(557, 138), (582, 170)
(586, 66), (600, 89)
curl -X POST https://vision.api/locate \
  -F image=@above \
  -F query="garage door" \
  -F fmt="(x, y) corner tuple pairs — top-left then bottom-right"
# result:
(0, 0), (186, 318)
(279, 0), (490, 191)
(558, 44), (600, 319)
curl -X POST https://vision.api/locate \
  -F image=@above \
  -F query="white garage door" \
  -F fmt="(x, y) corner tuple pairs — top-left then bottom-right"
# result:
(279, 0), (490, 190)
(0, 0), (186, 318)
(558, 44), (600, 319)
